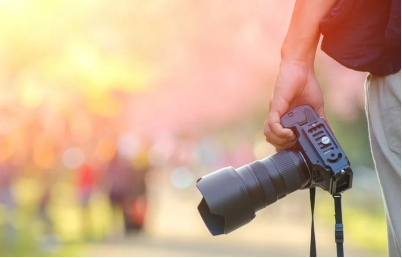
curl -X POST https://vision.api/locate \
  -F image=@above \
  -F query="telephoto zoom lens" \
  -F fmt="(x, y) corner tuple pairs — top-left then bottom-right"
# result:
(197, 149), (310, 235)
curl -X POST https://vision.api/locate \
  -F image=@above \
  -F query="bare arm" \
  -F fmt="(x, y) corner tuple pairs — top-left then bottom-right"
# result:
(264, 0), (337, 150)
(282, 0), (337, 62)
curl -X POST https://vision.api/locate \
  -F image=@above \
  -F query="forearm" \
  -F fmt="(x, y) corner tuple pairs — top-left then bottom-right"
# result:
(265, 1), (335, 148)
(281, 0), (337, 64)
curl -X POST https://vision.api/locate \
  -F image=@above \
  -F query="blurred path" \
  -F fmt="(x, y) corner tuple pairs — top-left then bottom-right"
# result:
(85, 233), (370, 257)
(85, 234), (303, 257)
(84, 183), (371, 257)
(153, 186), (370, 256)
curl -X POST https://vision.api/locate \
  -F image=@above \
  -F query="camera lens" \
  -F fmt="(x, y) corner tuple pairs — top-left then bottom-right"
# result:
(197, 149), (310, 235)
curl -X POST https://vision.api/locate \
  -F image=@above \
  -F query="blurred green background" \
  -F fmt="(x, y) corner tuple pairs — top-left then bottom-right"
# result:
(0, 0), (386, 256)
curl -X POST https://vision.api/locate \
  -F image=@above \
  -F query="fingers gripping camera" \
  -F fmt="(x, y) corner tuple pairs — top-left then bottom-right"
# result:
(196, 105), (353, 236)
(281, 105), (353, 194)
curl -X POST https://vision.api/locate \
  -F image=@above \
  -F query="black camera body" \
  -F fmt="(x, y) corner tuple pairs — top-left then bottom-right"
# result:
(196, 105), (353, 236)
(281, 105), (352, 195)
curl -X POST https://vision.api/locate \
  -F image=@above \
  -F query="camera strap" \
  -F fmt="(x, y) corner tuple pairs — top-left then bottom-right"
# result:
(334, 194), (344, 257)
(309, 188), (317, 257)
(309, 189), (344, 257)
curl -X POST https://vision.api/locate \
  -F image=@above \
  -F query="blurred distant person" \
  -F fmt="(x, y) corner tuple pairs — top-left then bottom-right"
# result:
(38, 180), (52, 231)
(37, 168), (65, 247)
(37, 176), (60, 253)
(76, 162), (98, 239)
(77, 163), (98, 208)
(0, 161), (17, 246)
(0, 161), (15, 210)
(264, 0), (400, 256)
(125, 149), (152, 233)
(104, 153), (136, 235)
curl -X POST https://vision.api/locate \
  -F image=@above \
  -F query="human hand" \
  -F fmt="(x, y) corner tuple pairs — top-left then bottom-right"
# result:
(264, 60), (328, 150)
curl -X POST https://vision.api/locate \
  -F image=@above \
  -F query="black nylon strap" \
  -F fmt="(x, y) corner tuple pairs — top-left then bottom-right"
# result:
(310, 190), (345, 257)
(334, 194), (344, 257)
(309, 188), (316, 257)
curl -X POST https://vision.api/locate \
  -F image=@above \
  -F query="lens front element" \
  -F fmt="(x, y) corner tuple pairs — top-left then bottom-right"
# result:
(196, 149), (310, 235)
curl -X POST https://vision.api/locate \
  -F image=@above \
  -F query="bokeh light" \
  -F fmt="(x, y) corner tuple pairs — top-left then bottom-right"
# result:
(253, 138), (276, 160)
(170, 167), (194, 189)
(148, 133), (176, 166)
(62, 148), (85, 169)
(117, 132), (140, 159)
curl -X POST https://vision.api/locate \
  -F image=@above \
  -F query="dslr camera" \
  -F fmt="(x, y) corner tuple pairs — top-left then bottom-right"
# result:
(196, 105), (353, 235)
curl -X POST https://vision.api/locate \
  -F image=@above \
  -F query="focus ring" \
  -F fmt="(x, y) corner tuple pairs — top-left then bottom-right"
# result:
(248, 161), (277, 206)
(270, 150), (303, 194)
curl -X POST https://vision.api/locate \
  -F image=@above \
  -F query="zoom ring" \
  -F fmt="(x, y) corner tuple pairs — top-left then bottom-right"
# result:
(270, 150), (303, 194)
(248, 161), (277, 206)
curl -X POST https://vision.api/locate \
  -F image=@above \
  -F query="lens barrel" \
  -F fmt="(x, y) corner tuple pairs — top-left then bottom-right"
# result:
(197, 149), (310, 235)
